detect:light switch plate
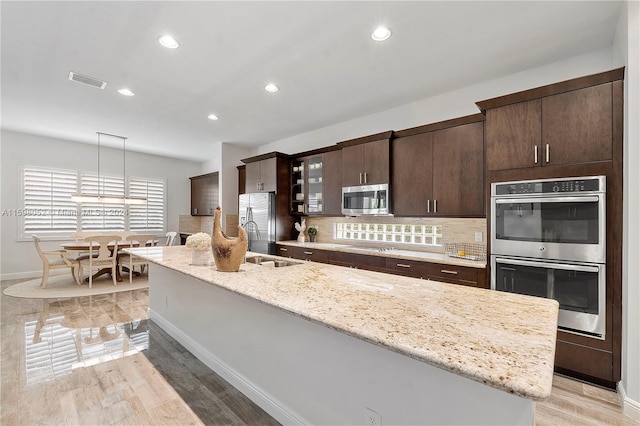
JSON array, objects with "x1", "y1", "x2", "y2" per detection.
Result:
[{"x1": 475, "y1": 232, "x2": 483, "y2": 242}]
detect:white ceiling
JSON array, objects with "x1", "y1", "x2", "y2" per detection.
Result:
[{"x1": 1, "y1": 1, "x2": 623, "y2": 161}]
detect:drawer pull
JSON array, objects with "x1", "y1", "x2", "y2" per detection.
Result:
[
  {"x1": 279, "y1": 247, "x2": 288, "y2": 252},
  {"x1": 303, "y1": 251, "x2": 313, "y2": 255},
  {"x1": 441, "y1": 269, "x2": 458, "y2": 275},
  {"x1": 396, "y1": 263, "x2": 411, "y2": 268}
]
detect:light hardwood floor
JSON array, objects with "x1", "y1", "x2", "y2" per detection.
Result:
[{"x1": 1, "y1": 278, "x2": 637, "y2": 425}]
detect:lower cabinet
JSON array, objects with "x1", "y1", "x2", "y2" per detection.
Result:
[
  {"x1": 385, "y1": 258, "x2": 427, "y2": 279},
  {"x1": 275, "y1": 244, "x2": 487, "y2": 288},
  {"x1": 328, "y1": 251, "x2": 386, "y2": 273},
  {"x1": 426, "y1": 264, "x2": 487, "y2": 288},
  {"x1": 283, "y1": 245, "x2": 330, "y2": 263}
]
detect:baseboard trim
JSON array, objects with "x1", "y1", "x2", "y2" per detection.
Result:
[
  {"x1": 149, "y1": 309, "x2": 309, "y2": 426},
  {"x1": 1, "y1": 270, "x2": 60, "y2": 281},
  {"x1": 617, "y1": 382, "x2": 640, "y2": 421}
]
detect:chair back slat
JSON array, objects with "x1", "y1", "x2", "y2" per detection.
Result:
[
  {"x1": 84, "y1": 235, "x2": 119, "y2": 261},
  {"x1": 126, "y1": 234, "x2": 157, "y2": 247}
]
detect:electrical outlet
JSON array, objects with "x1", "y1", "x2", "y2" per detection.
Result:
[
  {"x1": 365, "y1": 408, "x2": 382, "y2": 426},
  {"x1": 475, "y1": 231, "x2": 483, "y2": 242}
]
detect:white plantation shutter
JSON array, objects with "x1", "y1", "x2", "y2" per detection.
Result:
[
  {"x1": 79, "y1": 173, "x2": 125, "y2": 231},
  {"x1": 128, "y1": 177, "x2": 165, "y2": 232},
  {"x1": 20, "y1": 166, "x2": 166, "y2": 237},
  {"x1": 22, "y1": 167, "x2": 78, "y2": 237}
]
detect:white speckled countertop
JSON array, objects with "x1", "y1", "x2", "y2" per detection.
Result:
[
  {"x1": 127, "y1": 246, "x2": 558, "y2": 401},
  {"x1": 277, "y1": 240, "x2": 487, "y2": 268}
]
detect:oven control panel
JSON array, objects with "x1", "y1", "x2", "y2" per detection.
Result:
[{"x1": 493, "y1": 176, "x2": 605, "y2": 195}]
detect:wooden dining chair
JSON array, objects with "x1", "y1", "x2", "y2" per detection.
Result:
[
  {"x1": 165, "y1": 231, "x2": 177, "y2": 246},
  {"x1": 118, "y1": 234, "x2": 157, "y2": 282},
  {"x1": 33, "y1": 236, "x2": 81, "y2": 288},
  {"x1": 78, "y1": 235, "x2": 120, "y2": 288}
]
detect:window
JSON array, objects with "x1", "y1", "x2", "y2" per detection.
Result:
[
  {"x1": 20, "y1": 166, "x2": 166, "y2": 238},
  {"x1": 79, "y1": 173, "x2": 126, "y2": 231},
  {"x1": 334, "y1": 222, "x2": 443, "y2": 247},
  {"x1": 128, "y1": 177, "x2": 165, "y2": 233},
  {"x1": 22, "y1": 167, "x2": 78, "y2": 237}
]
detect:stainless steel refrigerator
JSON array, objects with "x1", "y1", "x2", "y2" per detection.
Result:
[{"x1": 239, "y1": 192, "x2": 276, "y2": 255}]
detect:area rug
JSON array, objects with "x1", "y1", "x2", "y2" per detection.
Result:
[{"x1": 3, "y1": 274, "x2": 149, "y2": 299}]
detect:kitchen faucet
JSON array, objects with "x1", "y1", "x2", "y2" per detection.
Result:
[{"x1": 242, "y1": 220, "x2": 261, "y2": 240}]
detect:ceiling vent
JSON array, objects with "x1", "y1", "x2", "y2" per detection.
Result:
[{"x1": 68, "y1": 71, "x2": 107, "y2": 89}]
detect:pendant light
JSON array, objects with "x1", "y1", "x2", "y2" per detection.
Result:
[{"x1": 71, "y1": 132, "x2": 147, "y2": 205}]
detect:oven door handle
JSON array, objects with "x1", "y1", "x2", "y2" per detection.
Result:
[
  {"x1": 494, "y1": 257, "x2": 600, "y2": 273},
  {"x1": 494, "y1": 196, "x2": 600, "y2": 204}
]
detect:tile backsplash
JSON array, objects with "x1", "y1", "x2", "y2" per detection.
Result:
[{"x1": 299, "y1": 216, "x2": 486, "y2": 254}]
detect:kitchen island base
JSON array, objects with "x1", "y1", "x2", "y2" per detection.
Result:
[{"x1": 149, "y1": 264, "x2": 535, "y2": 425}]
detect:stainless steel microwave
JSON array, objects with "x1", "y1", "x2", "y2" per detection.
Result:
[{"x1": 342, "y1": 183, "x2": 390, "y2": 216}]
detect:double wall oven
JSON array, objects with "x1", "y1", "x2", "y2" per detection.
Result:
[{"x1": 490, "y1": 176, "x2": 606, "y2": 339}]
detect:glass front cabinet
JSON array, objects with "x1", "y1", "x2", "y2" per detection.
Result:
[{"x1": 291, "y1": 155, "x2": 324, "y2": 215}]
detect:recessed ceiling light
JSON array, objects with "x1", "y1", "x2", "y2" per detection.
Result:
[
  {"x1": 208, "y1": 114, "x2": 219, "y2": 121},
  {"x1": 265, "y1": 83, "x2": 279, "y2": 93},
  {"x1": 158, "y1": 35, "x2": 179, "y2": 49},
  {"x1": 118, "y1": 88, "x2": 135, "y2": 96},
  {"x1": 371, "y1": 26, "x2": 391, "y2": 41}
]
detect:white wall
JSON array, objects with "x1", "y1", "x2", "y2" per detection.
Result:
[
  {"x1": 0, "y1": 130, "x2": 202, "y2": 279},
  {"x1": 220, "y1": 143, "x2": 251, "y2": 218},
  {"x1": 616, "y1": 0, "x2": 640, "y2": 416},
  {"x1": 256, "y1": 48, "x2": 617, "y2": 155}
]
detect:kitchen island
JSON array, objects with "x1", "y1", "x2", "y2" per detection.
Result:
[{"x1": 126, "y1": 245, "x2": 558, "y2": 425}]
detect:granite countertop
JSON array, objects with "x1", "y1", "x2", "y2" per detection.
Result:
[
  {"x1": 277, "y1": 240, "x2": 486, "y2": 268},
  {"x1": 127, "y1": 246, "x2": 558, "y2": 401}
]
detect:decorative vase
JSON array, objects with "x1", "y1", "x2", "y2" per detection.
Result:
[
  {"x1": 309, "y1": 234, "x2": 316, "y2": 243},
  {"x1": 191, "y1": 249, "x2": 211, "y2": 266},
  {"x1": 212, "y1": 206, "x2": 248, "y2": 272}
]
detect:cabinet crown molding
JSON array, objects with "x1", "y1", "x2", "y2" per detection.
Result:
[{"x1": 476, "y1": 67, "x2": 625, "y2": 113}]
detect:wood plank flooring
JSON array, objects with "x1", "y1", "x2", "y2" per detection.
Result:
[{"x1": 1, "y1": 278, "x2": 637, "y2": 425}]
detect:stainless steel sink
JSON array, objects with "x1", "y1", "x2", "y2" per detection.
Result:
[{"x1": 245, "y1": 256, "x2": 301, "y2": 267}]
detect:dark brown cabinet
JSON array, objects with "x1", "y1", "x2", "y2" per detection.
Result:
[
  {"x1": 328, "y1": 251, "x2": 386, "y2": 273},
  {"x1": 245, "y1": 157, "x2": 277, "y2": 192},
  {"x1": 190, "y1": 172, "x2": 218, "y2": 216},
  {"x1": 393, "y1": 115, "x2": 485, "y2": 217},
  {"x1": 291, "y1": 155, "x2": 325, "y2": 215},
  {"x1": 542, "y1": 83, "x2": 613, "y2": 166},
  {"x1": 483, "y1": 83, "x2": 614, "y2": 171},
  {"x1": 339, "y1": 132, "x2": 392, "y2": 187},
  {"x1": 286, "y1": 246, "x2": 330, "y2": 263},
  {"x1": 426, "y1": 264, "x2": 486, "y2": 288},
  {"x1": 385, "y1": 258, "x2": 427, "y2": 279},
  {"x1": 322, "y1": 149, "x2": 343, "y2": 215}
]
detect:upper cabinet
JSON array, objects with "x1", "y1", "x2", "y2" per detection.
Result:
[
  {"x1": 245, "y1": 156, "x2": 277, "y2": 192},
  {"x1": 393, "y1": 115, "x2": 485, "y2": 217},
  {"x1": 478, "y1": 68, "x2": 623, "y2": 172},
  {"x1": 190, "y1": 172, "x2": 219, "y2": 216},
  {"x1": 290, "y1": 148, "x2": 342, "y2": 216},
  {"x1": 338, "y1": 131, "x2": 392, "y2": 187}
]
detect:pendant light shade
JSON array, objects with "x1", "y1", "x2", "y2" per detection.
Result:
[{"x1": 71, "y1": 132, "x2": 147, "y2": 205}]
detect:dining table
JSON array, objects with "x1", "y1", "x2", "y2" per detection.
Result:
[{"x1": 61, "y1": 240, "x2": 146, "y2": 282}]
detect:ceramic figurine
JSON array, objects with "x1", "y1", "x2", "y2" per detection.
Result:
[
  {"x1": 212, "y1": 206, "x2": 248, "y2": 272},
  {"x1": 295, "y1": 218, "x2": 306, "y2": 243}
]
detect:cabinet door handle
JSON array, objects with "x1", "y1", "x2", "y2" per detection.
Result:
[
  {"x1": 359, "y1": 172, "x2": 363, "y2": 184},
  {"x1": 534, "y1": 145, "x2": 539, "y2": 164},
  {"x1": 363, "y1": 172, "x2": 367, "y2": 184},
  {"x1": 441, "y1": 269, "x2": 458, "y2": 275},
  {"x1": 396, "y1": 263, "x2": 411, "y2": 268},
  {"x1": 427, "y1": 200, "x2": 430, "y2": 213},
  {"x1": 193, "y1": 208, "x2": 198, "y2": 215},
  {"x1": 545, "y1": 144, "x2": 550, "y2": 163},
  {"x1": 279, "y1": 247, "x2": 288, "y2": 252},
  {"x1": 303, "y1": 251, "x2": 313, "y2": 255},
  {"x1": 433, "y1": 199, "x2": 437, "y2": 213}
]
